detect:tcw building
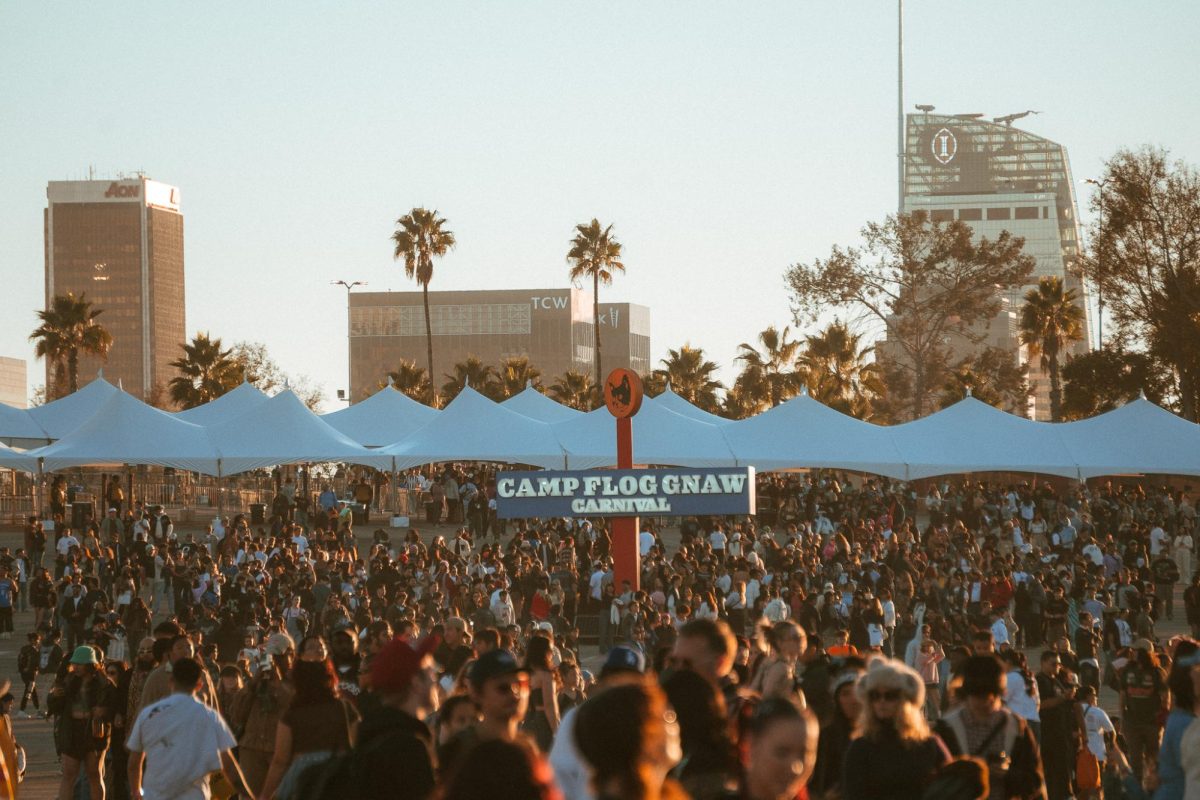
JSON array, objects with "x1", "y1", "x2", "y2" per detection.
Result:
[{"x1": 348, "y1": 288, "x2": 650, "y2": 401}]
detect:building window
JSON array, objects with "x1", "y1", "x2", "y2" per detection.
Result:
[
  {"x1": 958, "y1": 208, "x2": 982, "y2": 221},
  {"x1": 349, "y1": 303, "x2": 532, "y2": 337},
  {"x1": 929, "y1": 209, "x2": 954, "y2": 222},
  {"x1": 1014, "y1": 207, "x2": 1039, "y2": 220},
  {"x1": 987, "y1": 207, "x2": 1012, "y2": 220}
]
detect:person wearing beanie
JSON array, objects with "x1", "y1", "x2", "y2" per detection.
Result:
[
  {"x1": 841, "y1": 657, "x2": 951, "y2": 800},
  {"x1": 933, "y1": 655, "x2": 1045, "y2": 800}
]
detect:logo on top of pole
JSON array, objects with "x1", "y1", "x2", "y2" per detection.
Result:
[
  {"x1": 605, "y1": 368, "x2": 642, "y2": 590},
  {"x1": 604, "y1": 368, "x2": 643, "y2": 419}
]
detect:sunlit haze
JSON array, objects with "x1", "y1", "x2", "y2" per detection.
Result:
[{"x1": 2, "y1": 2, "x2": 1197, "y2": 409}]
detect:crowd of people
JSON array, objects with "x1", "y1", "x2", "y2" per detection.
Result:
[{"x1": 3, "y1": 468, "x2": 1200, "y2": 800}]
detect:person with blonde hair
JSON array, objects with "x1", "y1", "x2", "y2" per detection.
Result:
[
  {"x1": 749, "y1": 620, "x2": 805, "y2": 701},
  {"x1": 842, "y1": 658, "x2": 950, "y2": 800}
]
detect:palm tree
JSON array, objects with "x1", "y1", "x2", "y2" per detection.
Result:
[
  {"x1": 441, "y1": 357, "x2": 500, "y2": 403},
  {"x1": 653, "y1": 345, "x2": 724, "y2": 413},
  {"x1": 640, "y1": 371, "x2": 667, "y2": 398},
  {"x1": 29, "y1": 292, "x2": 114, "y2": 396},
  {"x1": 168, "y1": 333, "x2": 242, "y2": 409},
  {"x1": 497, "y1": 356, "x2": 542, "y2": 399},
  {"x1": 392, "y1": 207, "x2": 456, "y2": 405},
  {"x1": 549, "y1": 369, "x2": 593, "y2": 411},
  {"x1": 567, "y1": 219, "x2": 625, "y2": 387},
  {"x1": 383, "y1": 359, "x2": 432, "y2": 404},
  {"x1": 798, "y1": 321, "x2": 886, "y2": 420},
  {"x1": 1019, "y1": 276, "x2": 1086, "y2": 421},
  {"x1": 736, "y1": 325, "x2": 803, "y2": 408},
  {"x1": 722, "y1": 373, "x2": 765, "y2": 420}
]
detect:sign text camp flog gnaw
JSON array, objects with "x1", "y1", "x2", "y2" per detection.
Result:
[{"x1": 494, "y1": 466, "x2": 755, "y2": 519}]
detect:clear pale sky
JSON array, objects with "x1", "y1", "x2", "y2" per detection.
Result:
[{"x1": 2, "y1": 2, "x2": 1197, "y2": 410}]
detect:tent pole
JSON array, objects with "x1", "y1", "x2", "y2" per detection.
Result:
[
  {"x1": 217, "y1": 461, "x2": 224, "y2": 520},
  {"x1": 35, "y1": 459, "x2": 44, "y2": 521}
]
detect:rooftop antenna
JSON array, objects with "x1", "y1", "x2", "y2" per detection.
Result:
[
  {"x1": 915, "y1": 104, "x2": 935, "y2": 113},
  {"x1": 993, "y1": 110, "x2": 1040, "y2": 127},
  {"x1": 897, "y1": 0, "x2": 905, "y2": 214}
]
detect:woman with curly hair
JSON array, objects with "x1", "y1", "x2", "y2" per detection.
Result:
[
  {"x1": 841, "y1": 658, "x2": 950, "y2": 800},
  {"x1": 574, "y1": 678, "x2": 685, "y2": 800}
]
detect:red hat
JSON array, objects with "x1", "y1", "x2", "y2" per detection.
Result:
[{"x1": 370, "y1": 637, "x2": 435, "y2": 694}]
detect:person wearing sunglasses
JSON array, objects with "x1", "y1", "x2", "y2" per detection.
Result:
[{"x1": 842, "y1": 658, "x2": 950, "y2": 800}]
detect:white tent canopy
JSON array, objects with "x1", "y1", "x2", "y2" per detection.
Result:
[
  {"x1": 556, "y1": 396, "x2": 739, "y2": 469},
  {"x1": 0, "y1": 441, "x2": 38, "y2": 472},
  {"x1": 206, "y1": 390, "x2": 391, "y2": 475},
  {"x1": 321, "y1": 385, "x2": 439, "y2": 447},
  {"x1": 723, "y1": 391, "x2": 908, "y2": 477},
  {"x1": 32, "y1": 390, "x2": 223, "y2": 474},
  {"x1": 383, "y1": 386, "x2": 568, "y2": 470},
  {"x1": 500, "y1": 384, "x2": 583, "y2": 423},
  {"x1": 1058, "y1": 397, "x2": 1200, "y2": 478},
  {"x1": 27, "y1": 375, "x2": 119, "y2": 439},
  {"x1": 652, "y1": 384, "x2": 731, "y2": 425},
  {"x1": 0, "y1": 403, "x2": 50, "y2": 448},
  {"x1": 890, "y1": 396, "x2": 1080, "y2": 479},
  {"x1": 175, "y1": 381, "x2": 270, "y2": 426}
]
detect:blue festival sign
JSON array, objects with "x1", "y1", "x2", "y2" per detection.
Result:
[{"x1": 494, "y1": 467, "x2": 755, "y2": 519}]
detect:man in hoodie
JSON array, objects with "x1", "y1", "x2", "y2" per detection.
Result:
[{"x1": 354, "y1": 637, "x2": 439, "y2": 800}]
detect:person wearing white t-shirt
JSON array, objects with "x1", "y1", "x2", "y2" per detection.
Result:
[
  {"x1": 1078, "y1": 685, "x2": 1115, "y2": 762},
  {"x1": 638, "y1": 529, "x2": 655, "y2": 557},
  {"x1": 127, "y1": 657, "x2": 250, "y2": 800},
  {"x1": 709, "y1": 528, "x2": 728, "y2": 562}
]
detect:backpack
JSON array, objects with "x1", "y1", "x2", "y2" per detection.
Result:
[{"x1": 17, "y1": 646, "x2": 36, "y2": 675}]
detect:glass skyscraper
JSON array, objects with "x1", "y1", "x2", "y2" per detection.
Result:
[{"x1": 899, "y1": 112, "x2": 1091, "y2": 419}]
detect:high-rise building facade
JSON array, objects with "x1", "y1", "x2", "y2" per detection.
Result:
[
  {"x1": 894, "y1": 113, "x2": 1091, "y2": 419},
  {"x1": 0, "y1": 357, "x2": 27, "y2": 408},
  {"x1": 44, "y1": 177, "x2": 185, "y2": 401},
  {"x1": 347, "y1": 287, "x2": 650, "y2": 401}
]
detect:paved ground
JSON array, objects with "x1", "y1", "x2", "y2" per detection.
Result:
[{"x1": 1, "y1": 518, "x2": 1190, "y2": 799}]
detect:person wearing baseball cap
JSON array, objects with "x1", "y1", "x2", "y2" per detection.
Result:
[
  {"x1": 550, "y1": 646, "x2": 647, "y2": 800},
  {"x1": 440, "y1": 649, "x2": 529, "y2": 780},
  {"x1": 349, "y1": 637, "x2": 439, "y2": 800}
]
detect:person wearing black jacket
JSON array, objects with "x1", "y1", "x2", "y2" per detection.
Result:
[
  {"x1": 344, "y1": 637, "x2": 439, "y2": 800},
  {"x1": 935, "y1": 655, "x2": 1045, "y2": 800}
]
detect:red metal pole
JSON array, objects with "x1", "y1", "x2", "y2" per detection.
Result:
[{"x1": 611, "y1": 416, "x2": 639, "y2": 590}]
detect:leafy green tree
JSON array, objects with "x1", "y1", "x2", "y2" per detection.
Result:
[
  {"x1": 549, "y1": 369, "x2": 594, "y2": 411},
  {"x1": 1019, "y1": 276, "x2": 1085, "y2": 421},
  {"x1": 168, "y1": 333, "x2": 243, "y2": 409},
  {"x1": 392, "y1": 208, "x2": 456, "y2": 405},
  {"x1": 441, "y1": 357, "x2": 500, "y2": 403},
  {"x1": 786, "y1": 212, "x2": 1035, "y2": 420},
  {"x1": 567, "y1": 219, "x2": 625, "y2": 387},
  {"x1": 939, "y1": 347, "x2": 1031, "y2": 415},
  {"x1": 29, "y1": 292, "x2": 113, "y2": 397},
  {"x1": 383, "y1": 359, "x2": 432, "y2": 404},
  {"x1": 735, "y1": 325, "x2": 803, "y2": 408},
  {"x1": 1062, "y1": 348, "x2": 1172, "y2": 419},
  {"x1": 1084, "y1": 147, "x2": 1200, "y2": 419},
  {"x1": 798, "y1": 321, "x2": 886, "y2": 420},
  {"x1": 653, "y1": 345, "x2": 724, "y2": 413},
  {"x1": 229, "y1": 341, "x2": 324, "y2": 411},
  {"x1": 497, "y1": 356, "x2": 542, "y2": 399}
]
